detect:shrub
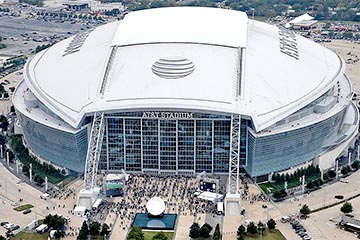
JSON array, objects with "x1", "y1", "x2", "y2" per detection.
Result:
[
  {"x1": 341, "y1": 202, "x2": 353, "y2": 214},
  {"x1": 247, "y1": 222, "x2": 257, "y2": 235},
  {"x1": 328, "y1": 170, "x2": 336, "y2": 178},
  {"x1": 267, "y1": 218, "x2": 276, "y2": 230}
]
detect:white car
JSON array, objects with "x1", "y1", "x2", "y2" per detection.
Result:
[
  {"x1": 40, "y1": 193, "x2": 50, "y2": 199},
  {"x1": 340, "y1": 179, "x2": 349, "y2": 183}
]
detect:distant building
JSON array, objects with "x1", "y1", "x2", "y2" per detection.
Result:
[{"x1": 63, "y1": 1, "x2": 89, "y2": 11}]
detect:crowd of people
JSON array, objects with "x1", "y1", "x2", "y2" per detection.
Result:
[{"x1": 101, "y1": 174, "x2": 223, "y2": 231}]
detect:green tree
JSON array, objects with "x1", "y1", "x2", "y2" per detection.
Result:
[
  {"x1": 0, "y1": 135, "x2": 6, "y2": 145},
  {"x1": 128, "y1": 226, "x2": 144, "y2": 240},
  {"x1": 22, "y1": 164, "x2": 29, "y2": 175},
  {"x1": 200, "y1": 223, "x2": 212, "y2": 238},
  {"x1": 323, "y1": 172, "x2": 330, "y2": 181},
  {"x1": 247, "y1": 222, "x2": 257, "y2": 235},
  {"x1": 100, "y1": 223, "x2": 110, "y2": 236},
  {"x1": 273, "y1": 191, "x2": 282, "y2": 199},
  {"x1": 300, "y1": 204, "x2": 311, "y2": 218},
  {"x1": 267, "y1": 218, "x2": 276, "y2": 230},
  {"x1": 351, "y1": 161, "x2": 360, "y2": 170},
  {"x1": 34, "y1": 174, "x2": 45, "y2": 185},
  {"x1": 189, "y1": 222, "x2": 200, "y2": 238},
  {"x1": 78, "y1": 221, "x2": 89, "y2": 240},
  {"x1": 328, "y1": 170, "x2": 336, "y2": 178},
  {"x1": 213, "y1": 223, "x2": 221, "y2": 240},
  {"x1": 237, "y1": 224, "x2": 246, "y2": 237},
  {"x1": 341, "y1": 166, "x2": 349, "y2": 175},
  {"x1": 257, "y1": 222, "x2": 265, "y2": 234},
  {"x1": 89, "y1": 221, "x2": 101, "y2": 236},
  {"x1": 54, "y1": 230, "x2": 63, "y2": 239},
  {"x1": 0, "y1": 117, "x2": 9, "y2": 131},
  {"x1": 306, "y1": 181, "x2": 314, "y2": 189},
  {"x1": 341, "y1": 202, "x2": 353, "y2": 214},
  {"x1": 152, "y1": 231, "x2": 167, "y2": 240}
]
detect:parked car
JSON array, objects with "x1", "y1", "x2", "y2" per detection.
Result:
[
  {"x1": 0, "y1": 221, "x2": 9, "y2": 226},
  {"x1": 335, "y1": 195, "x2": 344, "y2": 200},
  {"x1": 23, "y1": 209, "x2": 31, "y2": 214},
  {"x1": 9, "y1": 225, "x2": 20, "y2": 231}
]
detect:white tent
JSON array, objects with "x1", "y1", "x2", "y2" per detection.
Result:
[
  {"x1": 285, "y1": 13, "x2": 315, "y2": 28},
  {"x1": 289, "y1": 13, "x2": 314, "y2": 24},
  {"x1": 73, "y1": 206, "x2": 87, "y2": 217},
  {"x1": 197, "y1": 191, "x2": 223, "y2": 202}
]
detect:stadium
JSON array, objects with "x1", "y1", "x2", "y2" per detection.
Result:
[{"x1": 13, "y1": 7, "x2": 359, "y2": 181}]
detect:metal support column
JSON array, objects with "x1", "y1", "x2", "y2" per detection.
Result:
[
  {"x1": 224, "y1": 114, "x2": 242, "y2": 216},
  {"x1": 83, "y1": 112, "x2": 105, "y2": 190},
  {"x1": 228, "y1": 114, "x2": 241, "y2": 194}
]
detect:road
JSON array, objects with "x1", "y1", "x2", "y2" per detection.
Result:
[{"x1": 0, "y1": 160, "x2": 84, "y2": 239}]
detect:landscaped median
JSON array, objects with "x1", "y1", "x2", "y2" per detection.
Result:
[
  {"x1": 143, "y1": 231, "x2": 174, "y2": 240},
  {"x1": 244, "y1": 229, "x2": 285, "y2": 240},
  {"x1": 13, "y1": 204, "x2": 33, "y2": 212}
]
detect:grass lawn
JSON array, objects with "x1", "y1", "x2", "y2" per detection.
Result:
[
  {"x1": 13, "y1": 232, "x2": 49, "y2": 240},
  {"x1": 56, "y1": 176, "x2": 75, "y2": 187},
  {"x1": 143, "y1": 231, "x2": 174, "y2": 240},
  {"x1": 13, "y1": 204, "x2": 33, "y2": 211},
  {"x1": 244, "y1": 229, "x2": 286, "y2": 240},
  {"x1": 90, "y1": 236, "x2": 105, "y2": 240}
]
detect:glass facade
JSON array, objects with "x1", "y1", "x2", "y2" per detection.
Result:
[
  {"x1": 17, "y1": 112, "x2": 88, "y2": 172},
  {"x1": 18, "y1": 107, "x2": 350, "y2": 177},
  {"x1": 246, "y1": 109, "x2": 346, "y2": 177},
  {"x1": 99, "y1": 111, "x2": 231, "y2": 174}
]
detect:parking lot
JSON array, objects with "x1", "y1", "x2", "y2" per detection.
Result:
[{"x1": 0, "y1": 9, "x2": 104, "y2": 56}]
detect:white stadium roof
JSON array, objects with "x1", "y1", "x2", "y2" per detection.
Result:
[
  {"x1": 111, "y1": 7, "x2": 248, "y2": 48},
  {"x1": 22, "y1": 7, "x2": 344, "y2": 131}
]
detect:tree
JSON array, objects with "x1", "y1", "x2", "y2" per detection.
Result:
[
  {"x1": 341, "y1": 166, "x2": 349, "y2": 175},
  {"x1": 128, "y1": 226, "x2": 144, "y2": 240},
  {"x1": 247, "y1": 222, "x2": 257, "y2": 235},
  {"x1": 78, "y1": 221, "x2": 89, "y2": 240},
  {"x1": 152, "y1": 231, "x2": 168, "y2": 240},
  {"x1": 0, "y1": 235, "x2": 5, "y2": 240},
  {"x1": 306, "y1": 181, "x2": 314, "y2": 189},
  {"x1": 22, "y1": 164, "x2": 29, "y2": 175},
  {"x1": 300, "y1": 204, "x2": 311, "y2": 218},
  {"x1": 89, "y1": 221, "x2": 101, "y2": 236},
  {"x1": 54, "y1": 230, "x2": 63, "y2": 239},
  {"x1": 189, "y1": 223, "x2": 200, "y2": 238},
  {"x1": 237, "y1": 224, "x2": 246, "y2": 240},
  {"x1": 351, "y1": 161, "x2": 360, "y2": 170},
  {"x1": 34, "y1": 174, "x2": 45, "y2": 185},
  {"x1": 0, "y1": 118, "x2": 8, "y2": 131},
  {"x1": 273, "y1": 191, "x2": 282, "y2": 199},
  {"x1": 267, "y1": 218, "x2": 276, "y2": 231},
  {"x1": 100, "y1": 223, "x2": 110, "y2": 236},
  {"x1": 213, "y1": 223, "x2": 221, "y2": 240},
  {"x1": 341, "y1": 202, "x2": 353, "y2": 214},
  {"x1": 323, "y1": 172, "x2": 330, "y2": 181},
  {"x1": 328, "y1": 170, "x2": 336, "y2": 178},
  {"x1": 200, "y1": 223, "x2": 212, "y2": 238},
  {"x1": 257, "y1": 222, "x2": 265, "y2": 235},
  {"x1": 0, "y1": 135, "x2": 6, "y2": 145},
  {"x1": 237, "y1": 224, "x2": 246, "y2": 236}
]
